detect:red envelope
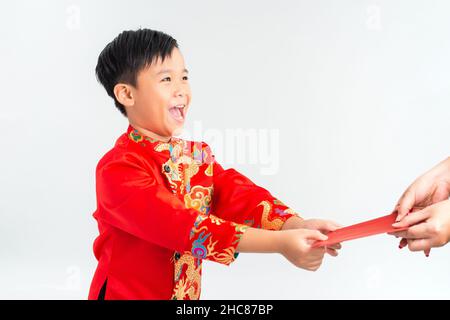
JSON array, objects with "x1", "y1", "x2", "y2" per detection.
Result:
[{"x1": 313, "y1": 212, "x2": 408, "y2": 247}]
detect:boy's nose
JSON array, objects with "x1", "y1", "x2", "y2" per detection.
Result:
[
  {"x1": 174, "y1": 89, "x2": 185, "y2": 98},
  {"x1": 173, "y1": 81, "x2": 188, "y2": 98}
]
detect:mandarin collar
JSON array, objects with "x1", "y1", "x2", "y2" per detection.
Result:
[{"x1": 126, "y1": 124, "x2": 182, "y2": 152}]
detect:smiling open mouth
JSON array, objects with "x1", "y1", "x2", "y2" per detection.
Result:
[{"x1": 168, "y1": 104, "x2": 186, "y2": 122}]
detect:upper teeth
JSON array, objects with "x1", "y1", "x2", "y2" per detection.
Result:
[{"x1": 174, "y1": 105, "x2": 184, "y2": 108}]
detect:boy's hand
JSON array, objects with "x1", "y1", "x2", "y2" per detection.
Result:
[
  {"x1": 282, "y1": 217, "x2": 342, "y2": 256},
  {"x1": 389, "y1": 199, "x2": 450, "y2": 252},
  {"x1": 279, "y1": 229, "x2": 329, "y2": 271}
]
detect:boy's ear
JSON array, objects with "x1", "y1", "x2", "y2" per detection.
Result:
[{"x1": 113, "y1": 83, "x2": 135, "y2": 108}]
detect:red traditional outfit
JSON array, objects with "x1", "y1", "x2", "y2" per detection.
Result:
[{"x1": 88, "y1": 125, "x2": 301, "y2": 300}]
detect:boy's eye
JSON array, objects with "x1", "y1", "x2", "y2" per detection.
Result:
[{"x1": 161, "y1": 76, "x2": 188, "y2": 82}]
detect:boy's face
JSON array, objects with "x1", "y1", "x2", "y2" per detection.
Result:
[{"x1": 126, "y1": 47, "x2": 191, "y2": 140}]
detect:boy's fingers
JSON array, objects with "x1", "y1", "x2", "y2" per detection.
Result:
[
  {"x1": 307, "y1": 246, "x2": 326, "y2": 257},
  {"x1": 392, "y1": 207, "x2": 430, "y2": 228},
  {"x1": 328, "y1": 243, "x2": 341, "y2": 250},
  {"x1": 326, "y1": 248, "x2": 338, "y2": 257},
  {"x1": 305, "y1": 229, "x2": 328, "y2": 241},
  {"x1": 327, "y1": 220, "x2": 343, "y2": 230},
  {"x1": 314, "y1": 220, "x2": 341, "y2": 233},
  {"x1": 326, "y1": 249, "x2": 338, "y2": 257},
  {"x1": 321, "y1": 222, "x2": 339, "y2": 233}
]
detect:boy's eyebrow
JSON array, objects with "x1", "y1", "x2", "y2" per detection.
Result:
[{"x1": 156, "y1": 68, "x2": 189, "y2": 75}]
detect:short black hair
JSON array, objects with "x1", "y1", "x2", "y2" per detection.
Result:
[{"x1": 95, "y1": 28, "x2": 179, "y2": 117}]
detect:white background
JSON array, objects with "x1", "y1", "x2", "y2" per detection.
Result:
[{"x1": 1, "y1": 0, "x2": 449, "y2": 299}]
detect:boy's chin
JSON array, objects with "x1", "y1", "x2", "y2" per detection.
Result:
[{"x1": 170, "y1": 126, "x2": 184, "y2": 137}]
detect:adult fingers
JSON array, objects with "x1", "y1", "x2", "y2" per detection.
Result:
[
  {"x1": 390, "y1": 222, "x2": 431, "y2": 239},
  {"x1": 398, "y1": 238, "x2": 408, "y2": 249},
  {"x1": 395, "y1": 190, "x2": 416, "y2": 222},
  {"x1": 407, "y1": 238, "x2": 433, "y2": 252},
  {"x1": 392, "y1": 207, "x2": 431, "y2": 228}
]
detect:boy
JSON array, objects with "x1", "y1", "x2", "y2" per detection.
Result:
[{"x1": 89, "y1": 28, "x2": 341, "y2": 300}]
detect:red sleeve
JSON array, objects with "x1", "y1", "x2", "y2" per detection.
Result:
[
  {"x1": 95, "y1": 151, "x2": 249, "y2": 266},
  {"x1": 204, "y1": 143, "x2": 302, "y2": 231}
]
